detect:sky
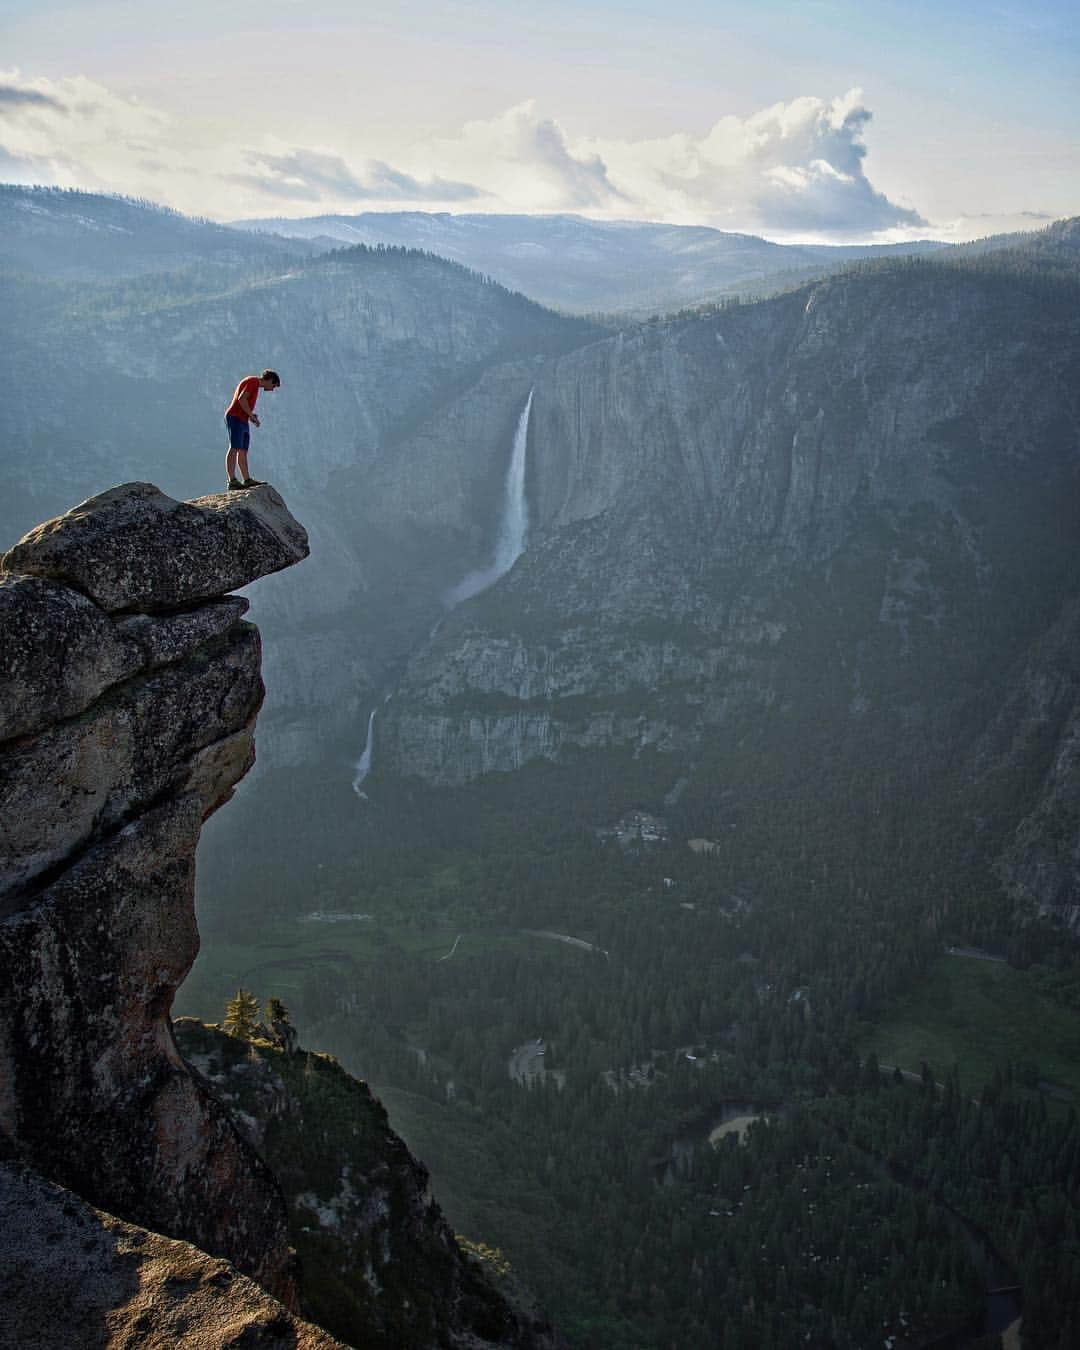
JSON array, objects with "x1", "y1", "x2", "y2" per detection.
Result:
[{"x1": 1, "y1": 0, "x2": 1077, "y2": 242}]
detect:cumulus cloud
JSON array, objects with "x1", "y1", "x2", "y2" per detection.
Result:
[
  {"x1": 238, "y1": 148, "x2": 481, "y2": 203},
  {"x1": 578, "y1": 89, "x2": 926, "y2": 235},
  {"x1": 0, "y1": 71, "x2": 937, "y2": 237},
  {"x1": 397, "y1": 92, "x2": 922, "y2": 235},
  {"x1": 426, "y1": 101, "x2": 629, "y2": 212}
]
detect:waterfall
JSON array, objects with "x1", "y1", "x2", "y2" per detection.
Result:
[
  {"x1": 352, "y1": 391, "x2": 534, "y2": 795},
  {"x1": 444, "y1": 389, "x2": 533, "y2": 607},
  {"x1": 352, "y1": 707, "x2": 377, "y2": 796}
]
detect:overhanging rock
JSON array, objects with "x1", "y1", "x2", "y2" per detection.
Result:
[
  {"x1": 2, "y1": 481, "x2": 310, "y2": 612},
  {"x1": 0, "y1": 482, "x2": 309, "y2": 1306}
]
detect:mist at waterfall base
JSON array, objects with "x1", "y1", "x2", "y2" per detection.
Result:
[{"x1": 351, "y1": 392, "x2": 533, "y2": 794}]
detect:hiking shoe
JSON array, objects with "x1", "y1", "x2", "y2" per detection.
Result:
[
  {"x1": 227, "y1": 478, "x2": 244, "y2": 491},
  {"x1": 242, "y1": 478, "x2": 266, "y2": 488}
]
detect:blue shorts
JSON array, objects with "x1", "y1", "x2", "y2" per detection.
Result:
[{"x1": 225, "y1": 415, "x2": 250, "y2": 451}]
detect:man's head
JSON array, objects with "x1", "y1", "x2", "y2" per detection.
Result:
[{"x1": 260, "y1": 369, "x2": 281, "y2": 391}]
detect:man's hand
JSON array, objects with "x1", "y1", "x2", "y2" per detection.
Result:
[{"x1": 251, "y1": 414, "x2": 261, "y2": 428}]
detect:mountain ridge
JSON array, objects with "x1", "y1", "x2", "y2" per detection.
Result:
[{"x1": 230, "y1": 207, "x2": 951, "y2": 315}]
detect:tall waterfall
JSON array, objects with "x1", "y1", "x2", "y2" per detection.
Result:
[
  {"x1": 444, "y1": 389, "x2": 533, "y2": 607},
  {"x1": 353, "y1": 390, "x2": 534, "y2": 794},
  {"x1": 352, "y1": 707, "x2": 377, "y2": 795}
]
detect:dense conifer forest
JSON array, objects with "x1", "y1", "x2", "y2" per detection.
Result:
[{"x1": 183, "y1": 729, "x2": 1080, "y2": 1349}]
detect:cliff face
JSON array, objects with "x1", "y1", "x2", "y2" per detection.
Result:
[
  {"x1": 0, "y1": 482, "x2": 310, "y2": 1305},
  {"x1": 378, "y1": 261, "x2": 1080, "y2": 833},
  {"x1": 176, "y1": 1019, "x2": 564, "y2": 1350},
  {"x1": 3, "y1": 224, "x2": 1078, "y2": 922}
]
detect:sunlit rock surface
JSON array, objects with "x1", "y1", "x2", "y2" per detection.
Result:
[
  {"x1": 0, "y1": 1163, "x2": 347, "y2": 1350},
  {"x1": 3, "y1": 481, "x2": 309, "y2": 613}
]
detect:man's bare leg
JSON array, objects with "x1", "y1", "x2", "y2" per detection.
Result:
[
  {"x1": 236, "y1": 450, "x2": 264, "y2": 487},
  {"x1": 226, "y1": 448, "x2": 241, "y2": 484}
]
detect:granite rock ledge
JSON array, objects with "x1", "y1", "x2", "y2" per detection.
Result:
[
  {"x1": 2, "y1": 480, "x2": 309, "y2": 613},
  {"x1": 0, "y1": 482, "x2": 311, "y2": 1322}
]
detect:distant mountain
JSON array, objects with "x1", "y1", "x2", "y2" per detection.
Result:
[
  {"x1": 0, "y1": 184, "x2": 313, "y2": 278},
  {"x1": 230, "y1": 209, "x2": 949, "y2": 314}
]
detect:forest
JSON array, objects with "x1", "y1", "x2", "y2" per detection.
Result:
[{"x1": 181, "y1": 718, "x2": 1080, "y2": 1349}]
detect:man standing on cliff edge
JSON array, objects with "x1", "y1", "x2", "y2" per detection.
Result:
[{"x1": 225, "y1": 369, "x2": 280, "y2": 490}]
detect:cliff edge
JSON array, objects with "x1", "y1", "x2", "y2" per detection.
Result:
[{"x1": 0, "y1": 482, "x2": 328, "y2": 1339}]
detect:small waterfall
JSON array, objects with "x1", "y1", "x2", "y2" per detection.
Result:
[
  {"x1": 352, "y1": 707, "x2": 377, "y2": 796},
  {"x1": 444, "y1": 389, "x2": 533, "y2": 607}
]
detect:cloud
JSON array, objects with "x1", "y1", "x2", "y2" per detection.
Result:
[
  {"x1": 239, "y1": 148, "x2": 481, "y2": 203},
  {"x1": 0, "y1": 70, "x2": 485, "y2": 217},
  {"x1": 0, "y1": 144, "x2": 55, "y2": 182},
  {"x1": 395, "y1": 91, "x2": 923, "y2": 236},
  {"x1": 0, "y1": 85, "x2": 67, "y2": 112},
  {"x1": 0, "y1": 73, "x2": 961, "y2": 238},
  {"x1": 426, "y1": 101, "x2": 629, "y2": 212},
  {"x1": 0, "y1": 71, "x2": 173, "y2": 196},
  {"x1": 579, "y1": 89, "x2": 926, "y2": 236}
]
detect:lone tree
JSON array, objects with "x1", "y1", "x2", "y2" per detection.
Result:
[
  {"x1": 224, "y1": 988, "x2": 260, "y2": 1040},
  {"x1": 266, "y1": 996, "x2": 298, "y2": 1054}
]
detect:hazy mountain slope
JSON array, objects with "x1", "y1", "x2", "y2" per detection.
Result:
[
  {"x1": 3, "y1": 201, "x2": 1077, "y2": 925},
  {"x1": 375, "y1": 232, "x2": 1080, "y2": 910},
  {"x1": 0, "y1": 184, "x2": 312, "y2": 278},
  {"x1": 232, "y1": 209, "x2": 946, "y2": 315}
]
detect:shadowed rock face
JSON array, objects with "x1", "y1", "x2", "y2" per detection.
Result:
[{"x1": 0, "y1": 483, "x2": 309, "y2": 1305}]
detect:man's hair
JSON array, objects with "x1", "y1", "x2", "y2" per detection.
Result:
[{"x1": 261, "y1": 369, "x2": 281, "y2": 387}]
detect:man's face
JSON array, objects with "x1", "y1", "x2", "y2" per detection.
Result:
[{"x1": 261, "y1": 379, "x2": 279, "y2": 392}]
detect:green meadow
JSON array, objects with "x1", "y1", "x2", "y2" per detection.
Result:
[{"x1": 864, "y1": 952, "x2": 1080, "y2": 1101}]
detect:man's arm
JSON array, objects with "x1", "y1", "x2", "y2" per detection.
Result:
[{"x1": 237, "y1": 380, "x2": 260, "y2": 425}]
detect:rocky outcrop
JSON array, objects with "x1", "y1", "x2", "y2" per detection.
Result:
[
  {"x1": 0, "y1": 483, "x2": 309, "y2": 1305},
  {"x1": 176, "y1": 1019, "x2": 565, "y2": 1350},
  {"x1": 4, "y1": 480, "x2": 308, "y2": 613},
  {"x1": 0, "y1": 1162, "x2": 347, "y2": 1350}
]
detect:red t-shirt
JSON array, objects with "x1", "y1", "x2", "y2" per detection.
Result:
[{"x1": 226, "y1": 376, "x2": 261, "y2": 422}]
